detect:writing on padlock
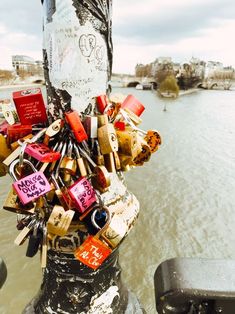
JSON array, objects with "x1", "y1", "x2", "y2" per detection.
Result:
[
  {"x1": 3, "y1": 187, "x2": 35, "y2": 214},
  {"x1": 68, "y1": 177, "x2": 96, "y2": 213},
  {"x1": 47, "y1": 205, "x2": 75, "y2": 236},
  {"x1": 9, "y1": 159, "x2": 51, "y2": 205},
  {"x1": 74, "y1": 205, "x2": 112, "y2": 270},
  {"x1": 25, "y1": 143, "x2": 61, "y2": 162}
]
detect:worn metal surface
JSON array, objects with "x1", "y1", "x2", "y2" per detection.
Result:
[
  {"x1": 154, "y1": 257, "x2": 235, "y2": 314},
  {"x1": 22, "y1": 1, "x2": 144, "y2": 313}
]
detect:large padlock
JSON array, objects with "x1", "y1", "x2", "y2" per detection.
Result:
[
  {"x1": 47, "y1": 205, "x2": 75, "y2": 237},
  {"x1": 9, "y1": 159, "x2": 51, "y2": 205},
  {"x1": 74, "y1": 205, "x2": 112, "y2": 270},
  {"x1": 68, "y1": 177, "x2": 97, "y2": 213}
]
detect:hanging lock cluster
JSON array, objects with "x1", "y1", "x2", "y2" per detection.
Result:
[{"x1": 0, "y1": 88, "x2": 161, "y2": 270}]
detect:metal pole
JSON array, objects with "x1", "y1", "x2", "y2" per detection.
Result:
[{"x1": 23, "y1": 1, "x2": 144, "y2": 313}]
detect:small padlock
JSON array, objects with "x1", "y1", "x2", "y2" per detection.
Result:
[
  {"x1": 47, "y1": 205, "x2": 75, "y2": 237},
  {"x1": 96, "y1": 95, "x2": 109, "y2": 114},
  {"x1": 9, "y1": 158, "x2": 51, "y2": 205},
  {"x1": 74, "y1": 145, "x2": 87, "y2": 177},
  {"x1": 43, "y1": 119, "x2": 64, "y2": 145},
  {"x1": 68, "y1": 177, "x2": 97, "y2": 213},
  {"x1": 74, "y1": 205, "x2": 112, "y2": 270},
  {"x1": 65, "y1": 110, "x2": 88, "y2": 142},
  {"x1": 132, "y1": 135, "x2": 152, "y2": 166},
  {"x1": 1, "y1": 99, "x2": 19, "y2": 125},
  {"x1": 25, "y1": 142, "x2": 61, "y2": 163}
]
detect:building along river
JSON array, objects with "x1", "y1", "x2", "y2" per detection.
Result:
[{"x1": 0, "y1": 86, "x2": 235, "y2": 313}]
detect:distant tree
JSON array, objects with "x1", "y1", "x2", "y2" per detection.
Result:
[
  {"x1": 154, "y1": 63, "x2": 175, "y2": 85},
  {"x1": 0, "y1": 69, "x2": 14, "y2": 82},
  {"x1": 158, "y1": 75, "x2": 179, "y2": 97}
]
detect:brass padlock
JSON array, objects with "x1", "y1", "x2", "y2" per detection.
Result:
[
  {"x1": 0, "y1": 134, "x2": 12, "y2": 162},
  {"x1": 3, "y1": 187, "x2": 35, "y2": 214},
  {"x1": 116, "y1": 129, "x2": 142, "y2": 158},
  {"x1": 47, "y1": 205, "x2": 75, "y2": 237},
  {"x1": 97, "y1": 114, "x2": 118, "y2": 155},
  {"x1": 59, "y1": 140, "x2": 77, "y2": 183}
]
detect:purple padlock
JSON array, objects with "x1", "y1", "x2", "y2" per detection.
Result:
[
  {"x1": 68, "y1": 177, "x2": 96, "y2": 213},
  {"x1": 9, "y1": 159, "x2": 51, "y2": 205}
]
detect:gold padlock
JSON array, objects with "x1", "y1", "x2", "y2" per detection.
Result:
[
  {"x1": 3, "y1": 187, "x2": 35, "y2": 214},
  {"x1": 0, "y1": 134, "x2": 12, "y2": 161},
  {"x1": 60, "y1": 140, "x2": 77, "y2": 183},
  {"x1": 132, "y1": 135, "x2": 152, "y2": 166},
  {"x1": 97, "y1": 114, "x2": 118, "y2": 155},
  {"x1": 116, "y1": 129, "x2": 142, "y2": 158}
]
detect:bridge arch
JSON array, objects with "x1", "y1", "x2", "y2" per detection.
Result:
[{"x1": 127, "y1": 81, "x2": 140, "y2": 87}]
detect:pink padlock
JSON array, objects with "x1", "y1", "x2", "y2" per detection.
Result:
[
  {"x1": 68, "y1": 177, "x2": 96, "y2": 213},
  {"x1": 25, "y1": 143, "x2": 61, "y2": 162},
  {"x1": 9, "y1": 159, "x2": 51, "y2": 205}
]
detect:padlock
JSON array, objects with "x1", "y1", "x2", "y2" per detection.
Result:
[
  {"x1": 97, "y1": 115, "x2": 118, "y2": 155},
  {"x1": 60, "y1": 140, "x2": 77, "y2": 175},
  {"x1": 96, "y1": 95, "x2": 109, "y2": 114},
  {"x1": 83, "y1": 116, "x2": 98, "y2": 139},
  {"x1": 121, "y1": 94, "x2": 145, "y2": 117},
  {"x1": 93, "y1": 140, "x2": 105, "y2": 166},
  {"x1": 132, "y1": 135, "x2": 152, "y2": 166},
  {"x1": 0, "y1": 99, "x2": 19, "y2": 125},
  {"x1": 93, "y1": 212, "x2": 128, "y2": 249},
  {"x1": 68, "y1": 177, "x2": 97, "y2": 213},
  {"x1": 25, "y1": 142, "x2": 61, "y2": 163},
  {"x1": 47, "y1": 205, "x2": 75, "y2": 237},
  {"x1": 0, "y1": 134, "x2": 12, "y2": 161},
  {"x1": 10, "y1": 134, "x2": 33, "y2": 151},
  {"x1": 144, "y1": 130, "x2": 162, "y2": 153},
  {"x1": 3, "y1": 128, "x2": 47, "y2": 167},
  {"x1": 116, "y1": 129, "x2": 142, "y2": 158},
  {"x1": 43, "y1": 119, "x2": 64, "y2": 145},
  {"x1": 113, "y1": 151, "x2": 121, "y2": 171},
  {"x1": 73, "y1": 145, "x2": 87, "y2": 177},
  {"x1": 13, "y1": 88, "x2": 48, "y2": 125},
  {"x1": 7, "y1": 123, "x2": 32, "y2": 144},
  {"x1": 26, "y1": 221, "x2": 43, "y2": 257},
  {"x1": 51, "y1": 174, "x2": 75, "y2": 210},
  {"x1": 3, "y1": 187, "x2": 35, "y2": 214},
  {"x1": 9, "y1": 158, "x2": 52, "y2": 205},
  {"x1": 78, "y1": 146, "x2": 111, "y2": 191},
  {"x1": 14, "y1": 217, "x2": 37, "y2": 246},
  {"x1": 65, "y1": 110, "x2": 88, "y2": 142},
  {"x1": 74, "y1": 205, "x2": 112, "y2": 270},
  {"x1": 123, "y1": 108, "x2": 142, "y2": 125}
]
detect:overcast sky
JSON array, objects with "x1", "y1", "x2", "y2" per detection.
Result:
[{"x1": 0, "y1": 0, "x2": 234, "y2": 74}]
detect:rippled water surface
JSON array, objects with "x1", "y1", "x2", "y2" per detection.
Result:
[{"x1": 0, "y1": 86, "x2": 235, "y2": 313}]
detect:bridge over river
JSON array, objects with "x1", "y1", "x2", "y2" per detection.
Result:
[{"x1": 111, "y1": 74, "x2": 156, "y2": 88}]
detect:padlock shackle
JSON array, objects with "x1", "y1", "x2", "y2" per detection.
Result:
[{"x1": 9, "y1": 158, "x2": 38, "y2": 181}]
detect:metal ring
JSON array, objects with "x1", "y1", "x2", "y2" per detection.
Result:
[{"x1": 91, "y1": 205, "x2": 111, "y2": 230}]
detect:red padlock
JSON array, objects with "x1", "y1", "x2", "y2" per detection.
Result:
[
  {"x1": 65, "y1": 110, "x2": 88, "y2": 142},
  {"x1": 25, "y1": 143, "x2": 61, "y2": 163},
  {"x1": 7, "y1": 124, "x2": 32, "y2": 144},
  {"x1": 96, "y1": 95, "x2": 109, "y2": 114},
  {"x1": 121, "y1": 94, "x2": 145, "y2": 117},
  {"x1": 13, "y1": 88, "x2": 48, "y2": 125}
]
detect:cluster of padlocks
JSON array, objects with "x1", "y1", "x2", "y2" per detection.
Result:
[{"x1": 0, "y1": 88, "x2": 161, "y2": 270}]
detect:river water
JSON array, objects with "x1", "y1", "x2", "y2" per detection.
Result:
[{"x1": 0, "y1": 86, "x2": 235, "y2": 313}]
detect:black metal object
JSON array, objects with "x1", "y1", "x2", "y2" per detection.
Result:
[
  {"x1": 0, "y1": 258, "x2": 7, "y2": 289},
  {"x1": 154, "y1": 257, "x2": 235, "y2": 314}
]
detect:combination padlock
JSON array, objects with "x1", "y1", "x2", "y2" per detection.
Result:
[
  {"x1": 74, "y1": 205, "x2": 112, "y2": 270},
  {"x1": 9, "y1": 158, "x2": 51, "y2": 205}
]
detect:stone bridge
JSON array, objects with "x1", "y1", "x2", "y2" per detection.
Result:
[{"x1": 111, "y1": 74, "x2": 156, "y2": 88}]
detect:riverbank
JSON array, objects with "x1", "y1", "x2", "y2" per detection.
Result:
[
  {"x1": 179, "y1": 88, "x2": 200, "y2": 96},
  {"x1": 0, "y1": 83, "x2": 43, "y2": 91}
]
